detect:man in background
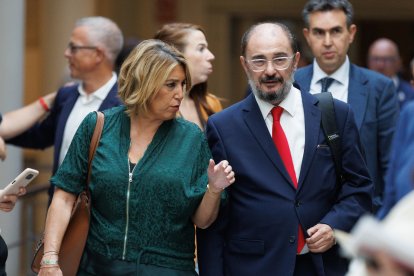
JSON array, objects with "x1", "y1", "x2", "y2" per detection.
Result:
[
  {"x1": 295, "y1": 0, "x2": 399, "y2": 213},
  {"x1": 368, "y1": 38, "x2": 414, "y2": 107},
  {"x1": 7, "y1": 16, "x2": 123, "y2": 202}
]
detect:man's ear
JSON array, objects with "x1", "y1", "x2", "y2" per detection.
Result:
[
  {"x1": 348, "y1": 24, "x2": 357, "y2": 44},
  {"x1": 240, "y1": 56, "x2": 249, "y2": 74},
  {"x1": 303, "y1": 28, "x2": 311, "y2": 45},
  {"x1": 94, "y1": 47, "x2": 105, "y2": 64}
]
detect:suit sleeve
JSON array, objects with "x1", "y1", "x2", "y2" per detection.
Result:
[
  {"x1": 197, "y1": 117, "x2": 228, "y2": 276},
  {"x1": 377, "y1": 102, "x2": 413, "y2": 219},
  {"x1": 320, "y1": 104, "x2": 373, "y2": 231},
  {"x1": 375, "y1": 80, "x2": 399, "y2": 204}
]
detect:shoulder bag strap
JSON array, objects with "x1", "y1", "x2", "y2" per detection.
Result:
[
  {"x1": 86, "y1": 111, "x2": 104, "y2": 189},
  {"x1": 314, "y1": 92, "x2": 343, "y2": 185}
]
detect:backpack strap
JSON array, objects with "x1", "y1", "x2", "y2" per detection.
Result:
[{"x1": 314, "y1": 92, "x2": 344, "y2": 185}]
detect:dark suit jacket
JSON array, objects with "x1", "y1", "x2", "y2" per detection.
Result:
[
  {"x1": 295, "y1": 64, "x2": 399, "y2": 211},
  {"x1": 197, "y1": 91, "x2": 373, "y2": 276},
  {"x1": 7, "y1": 83, "x2": 121, "y2": 174}
]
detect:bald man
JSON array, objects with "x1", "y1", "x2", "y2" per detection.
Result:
[{"x1": 368, "y1": 38, "x2": 414, "y2": 107}]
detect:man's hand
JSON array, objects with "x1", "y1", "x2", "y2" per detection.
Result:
[
  {"x1": 207, "y1": 159, "x2": 235, "y2": 193},
  {"x1": 306, "y1": 223, "x2": 336, "y2": 253}
]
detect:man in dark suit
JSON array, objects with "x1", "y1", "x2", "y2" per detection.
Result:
[
  {"x1": 197, "y1": 22, "x2": 372, "y2": 276},
  {"x1": 295, "y1": 0, "x2": 399, "y2": 213},
  {"x1": 367, "y1": 37, "x2": 414, "y2": 107},
  {"x1": 7, "y1": 16, "x2": 123, "y2": 201}
]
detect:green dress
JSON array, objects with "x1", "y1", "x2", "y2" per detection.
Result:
[{"x1": 52, "y1": 106, "x2": 213, "y2": 273}]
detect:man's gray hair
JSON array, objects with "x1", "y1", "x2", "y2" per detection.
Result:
[
  {"x1": 76, "y1": 16, "x2": 124, "y2": 65},
  {"x1": 302, "y1": 0, "x2": 354, "y2": 28}
]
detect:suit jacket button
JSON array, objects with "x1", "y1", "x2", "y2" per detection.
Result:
[
  {"x1": 295, "y1": 200, "x2": 301, "y2": 207},
  {"x1": 289, "y1": 236, "x2": 296, "y2": 243}
]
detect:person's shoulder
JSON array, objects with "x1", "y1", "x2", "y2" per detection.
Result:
[
  {"x1": 205, "y1": 93, "x2": 223, "y2": 112},
  {"x1": 400, "y1": 100, "x2": 414, "y2": 114},
  {"x1": 56, "y1": 82, "x2": 79, "y2": 100},
  {"x1": 174, "y1": 117, "x2": 203, "y2": 133},
  {"x1": 295, "y1": 64, "x2": 313, "y2": 74},
  {"x1": 352, "y1": 64, "x2": 392, "y2": 83},
  {"x1": 208, "y1": 98, "x2": 248, "y2": 124},
  {"x1": 398, "y1": 77, "x2": 414, "y2": 92},
  {"x1": 98, "y1": 106, "x2": 126, "y2": 126}
]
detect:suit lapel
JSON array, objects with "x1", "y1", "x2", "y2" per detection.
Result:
[
  {"x1": 55, "y1": 87, "x2": 80, "y2": 162},
  {"x1": 347, "y1": 65, "x2": 368, "y2": 129},
  {"x1": 242, "y1": 94, "x2": 296, "y2": 188},
  {"x1": 99, "y1": 82, "x2": 119, "y2": 110},
  {"x1": 297, "y1": 91, "x2": 320, "y2": 191}
]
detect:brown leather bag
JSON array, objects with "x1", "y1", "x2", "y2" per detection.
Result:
[{"x1": 31, "y1": 111, "x2": 104, "y2": 275}]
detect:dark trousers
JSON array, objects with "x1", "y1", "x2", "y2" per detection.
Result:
[
  {"x1": 294, "y1": 254, "x2": 318, "y2": 276},
  {"x1": 0, "y1": 236, "x2": 7, "y2": 276},
  {"x1": 78, "y1": 248, "x2": 198, "y2": 276}
]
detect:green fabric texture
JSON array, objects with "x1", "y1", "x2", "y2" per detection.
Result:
[{"x1": 52, "y1": 105, "x2": 212, "y2": 270}]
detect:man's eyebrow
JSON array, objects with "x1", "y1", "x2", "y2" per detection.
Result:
[{"x1": 312, "y1": 26, "x2": 343, "y2": 32}]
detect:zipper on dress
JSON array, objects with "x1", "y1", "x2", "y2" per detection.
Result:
[{"x1": 122, "y1": 155, "x2": 135, "y2": 260}]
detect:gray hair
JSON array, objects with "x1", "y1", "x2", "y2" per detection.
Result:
[
  {"x1": 302, "y1": 0, "x2": 354, "y2": 28},
  {"x1": 75, "y1": 16, "x2": 124, "y2": 65}
]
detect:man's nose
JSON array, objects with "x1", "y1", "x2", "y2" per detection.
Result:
[{"x1": 323, "y1": 33, "x2": 332, "y2": 46}]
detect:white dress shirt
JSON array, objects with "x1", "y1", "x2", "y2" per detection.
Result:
[
  {"x1": 254, "y1": 85, "x2": 305, "y2": 182},
  {"x1": 59, "y1": 73, "x2": 117, "y2": 165},
  {"x1": 309, "y1": 56, "x2": 350, "y2": 103}
]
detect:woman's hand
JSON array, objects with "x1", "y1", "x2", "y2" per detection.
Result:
[
  {"x1": 207, "y1": 159, "x2": 235, "y2": 193},
  {"x1": 0, "y1": 187, "x2": 26, "y2": 212},
  {"x1": 38, "y1": 265, "x2": 63, "y2": 276}
]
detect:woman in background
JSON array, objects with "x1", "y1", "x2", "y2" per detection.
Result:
[
  {"x1": 38, "y1": 39, "x2": 234, "y2": 275},
  {"x1": 155, "y1": 23, "x2": 222, "y2": 129}
]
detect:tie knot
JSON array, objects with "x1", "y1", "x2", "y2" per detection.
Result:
[
  {"x1": 320, "y1": 77, "x2": 335, "y2": 92},
  {"x1": 271, "y1": 106, "x2": 284, "y2": 122}
]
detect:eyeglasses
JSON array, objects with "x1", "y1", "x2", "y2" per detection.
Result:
[
  {"x1": 369, "y1": 56, "x2": 397, "y2": 64},
  {"x1": 247, "y1": 55, "x2": 295, "y2": 72},
  {"x1": 67, "y1": 42, "x2": 97, "y2": 54}
]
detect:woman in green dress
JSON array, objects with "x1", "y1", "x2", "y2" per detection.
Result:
[{"x1": 38, "y1": 39, "x2": 235, "y2": 276}]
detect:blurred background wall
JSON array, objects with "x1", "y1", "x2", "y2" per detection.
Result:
[{"x1": 0, "y1": 0, "x2": 413, "y2": 274}]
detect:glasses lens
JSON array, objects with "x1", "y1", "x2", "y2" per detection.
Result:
[
  {"x1": 273, "y1": 57, "x2": 290, "y2": 70},
  {"x1": 250, "y1": 59, "x2": 266, "y2": 71}
]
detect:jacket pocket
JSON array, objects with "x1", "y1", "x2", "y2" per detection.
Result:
[{"x1": 227, "y1": 238, "x2": 265, "y2": 255}]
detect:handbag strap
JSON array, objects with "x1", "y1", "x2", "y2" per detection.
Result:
[{"x1": 86, "y1": 111, "x2": 104, "y2": 189}]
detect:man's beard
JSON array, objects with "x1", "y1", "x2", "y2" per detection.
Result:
[{"x1": 248, "y1": 74, "x2": 294, "y2": 105}]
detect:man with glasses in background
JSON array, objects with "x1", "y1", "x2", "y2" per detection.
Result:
[
  {"x1": 197, "y1": 21, "x2": 372, "y2": 276},
  {"x1": 295, "y1": 0, "x2": 399, "y2": 214},
  {"x1": 7, "y1": 16, "x2": 123, "y2": 203},
  {"x1": 367, "y1": 37, "x2": 414, "y2": 108}
]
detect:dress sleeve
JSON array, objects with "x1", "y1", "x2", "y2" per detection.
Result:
[
  {"x1": 50, "y1": 111, "x2": 98, "y2": 195},
  {"x1": 191, "y1": 133, "x2": 211, "y2": 193}
]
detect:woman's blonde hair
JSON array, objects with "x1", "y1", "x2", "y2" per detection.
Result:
[{"x1": 118, "y1": 39, "x2": 191, "y2": 116}]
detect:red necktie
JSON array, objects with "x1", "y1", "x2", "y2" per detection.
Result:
[{"x1": 272, "y1": 106, "x2": 305, "y2": 254}]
